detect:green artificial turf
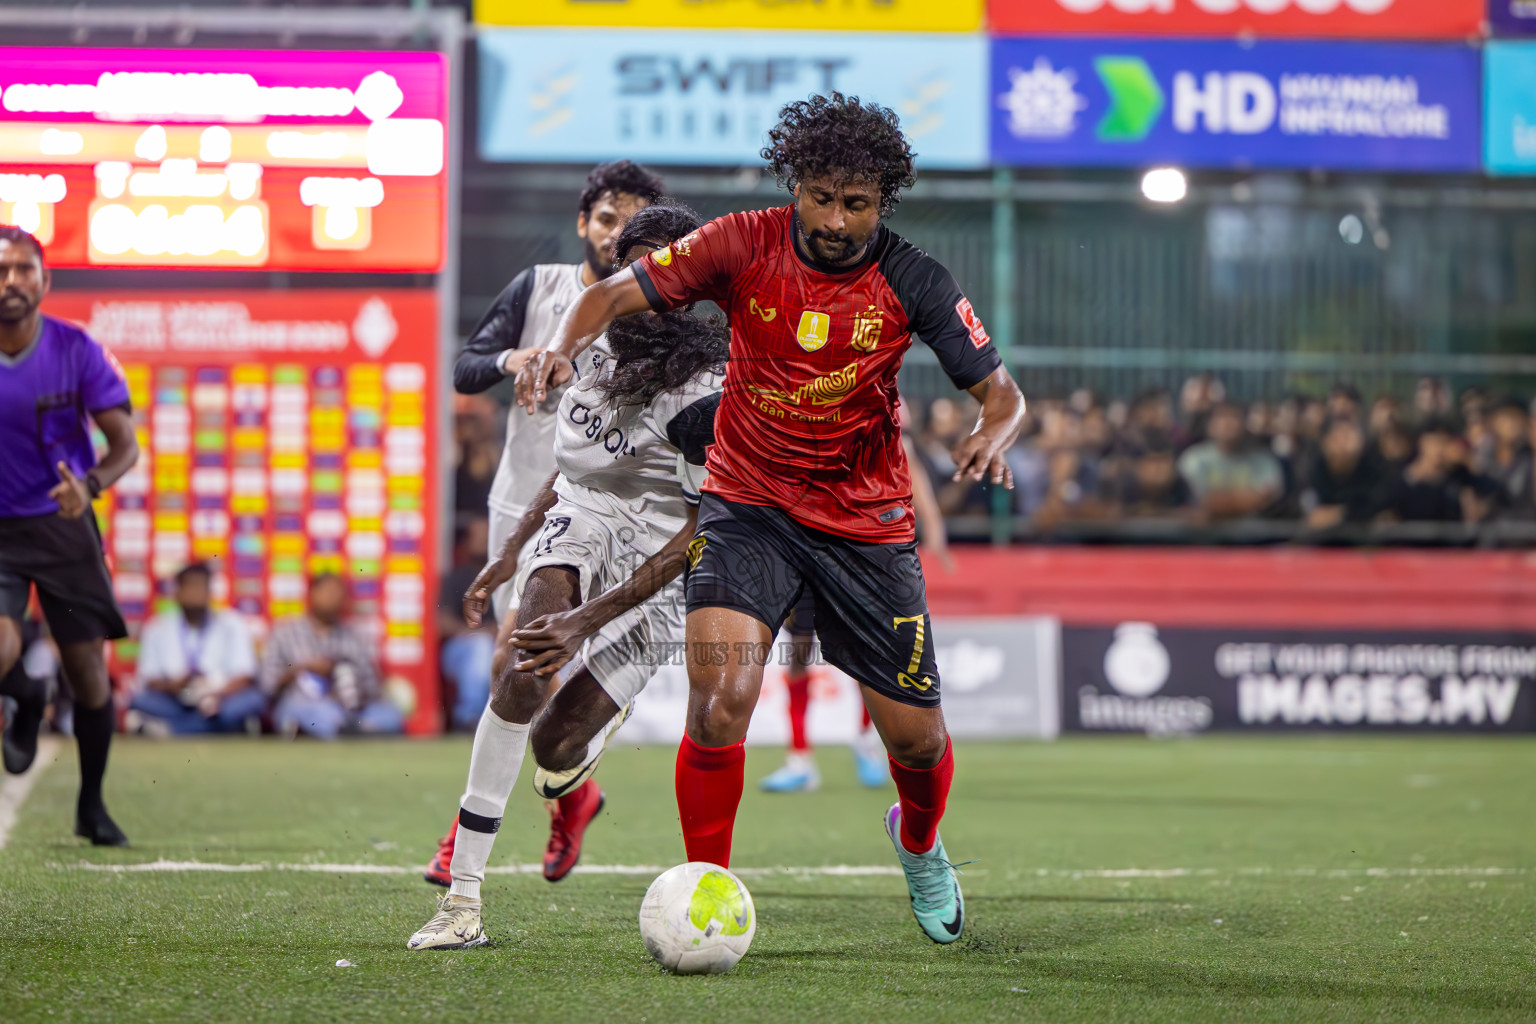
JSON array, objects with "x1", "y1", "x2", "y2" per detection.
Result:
[{"x1": 1, "y1": 735, "x2": 1533, "y2": 1023}]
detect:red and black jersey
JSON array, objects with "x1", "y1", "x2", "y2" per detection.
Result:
[{"x1": 633, "y1": 204, "x2": 1000, "y2": 543}]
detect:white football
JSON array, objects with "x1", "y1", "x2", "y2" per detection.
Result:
[{"x1": 638, "y1": 862, "x2": 756, "y2": 974}]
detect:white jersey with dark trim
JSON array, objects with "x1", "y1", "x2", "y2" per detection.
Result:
[
  {"x1": 551, "y1": 363, "x2": 723, "y2": 545},
  {"x1": 454, "y1": 261, "x2": 610, "y2": 516}
]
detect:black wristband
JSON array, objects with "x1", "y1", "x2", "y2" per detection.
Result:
[{"x1": 85, "y1": 472, "x2": 103, "y2": 500}]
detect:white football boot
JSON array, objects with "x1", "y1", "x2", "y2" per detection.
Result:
[{"x1": 407, "y1": 893, "x2": 489, "y2": 950}]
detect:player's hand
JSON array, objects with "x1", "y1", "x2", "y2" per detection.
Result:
[
  {"x1": 463, "y1": 557, "x2": 516, "y2": 629},
  {"x1": 514, "y1": 349, "x2": 575, "y2": 415},
  {"x1": 507, "y1": 608, "x2": 595, "y2": 677},
  {"x1": 49, "y1": 462, "x2": 91, "y2": 519},
  {"x1": 925, "y1": 540, "x2": 956, "y2": 574},
  {"x1": 950, "y1": 433, "x2": 1015, "y2": 489}
]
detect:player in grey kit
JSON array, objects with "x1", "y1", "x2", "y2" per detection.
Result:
[
  {"x1": 423, "y1": 161, "x2": 664, "y2": 886},
  {"x1": 409, "y1": 203, "x2": 725, "y2": 950}
]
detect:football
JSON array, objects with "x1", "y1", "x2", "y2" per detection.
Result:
[{"x1": 638, "y1": 862, "x2": 757, "y2": 975}]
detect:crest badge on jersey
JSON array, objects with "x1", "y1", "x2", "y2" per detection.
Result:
[
  {"x1": 955, "y1": 297, "x2": 990, "y2": 349},
  {"x1": 850, "y1": 306, "x2": 884, "y2": 354},
  {"x1": 652, "y1": 247, "x2": 673, "y2": 267},
  {"x1": 796, "y1": 311, "x2": 830, "y2": 352}
]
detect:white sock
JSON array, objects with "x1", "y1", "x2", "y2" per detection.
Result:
[{"x1": 448, "y1": 706, "x2": 529, "y2": 900}]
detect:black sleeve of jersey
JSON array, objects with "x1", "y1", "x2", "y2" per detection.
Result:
[
  {"x1": 453, "y1": 267, "x2": 537, "y2": 394},
  {"x1": 877, "y1": 236, "x2": 1003, "y2": 391},
  {"x1": 665, "y1": 392, "x2": 721, "y2": 465}
]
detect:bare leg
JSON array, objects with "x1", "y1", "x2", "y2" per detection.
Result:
[
  {"x1": 529, "y1": 668, "x2": 620, "y2": 773},
  {"x1": 859, "y1": 685, "x2": 948, "y2": 769},
  {"x1": 489, "y1": 567, "x2": 579, "y2": 725}
]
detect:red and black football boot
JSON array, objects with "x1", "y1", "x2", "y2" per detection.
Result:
[
  {"x1": 423, "y1": 815, "x2": 458, "y2": 887},
  {"x1": 543, "y1": 780, "x2": 605, "y2": 882}
]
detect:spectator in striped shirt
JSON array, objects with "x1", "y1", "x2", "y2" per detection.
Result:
[{"x1": 260, "y1": 573, "x2": 403, "y2": 739}]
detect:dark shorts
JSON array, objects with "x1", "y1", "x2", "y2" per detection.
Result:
[
  {"x1": 0, "y1": 513, "x2": 127, "y2": 645},
  {"x1": 785, "y1": 586, "x2": 816, "y2": 640},
  {"x1": 686, "y1": 494, "x2": 940, "y2": 708}
]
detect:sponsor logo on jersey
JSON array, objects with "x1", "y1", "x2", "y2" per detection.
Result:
[
  {"x1": 652, "y1": 247, "x2": 673, "y2": 267},
  {"x1": 749, "y1": 297, "x2": 777, "y2": 323},
  {"x1": 748, "y1": 362, "x2": 858, "y2": 408},
  {"x1": 686, "y1": 535, "x2": 707, "y2": 569},
  {"x1": 955, "y1": 297, "x2": 991, "y2": 349},
  {"x1": 796, "y1": 310, "x2": 830, "y2": 352},
  {"x1": 675, "y1": 233, "x2": 698, "y2": 257},
  {"x1": 850, "y1": 305, "x2": 885, "y2": 353}
]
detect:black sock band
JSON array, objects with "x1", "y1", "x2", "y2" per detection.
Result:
[
  {"x1": 74, "y1": 701, "x2": 114, "y2": 811},
  {"x1": 458, "y1": 807, "x2": 501, "y2": 834}
]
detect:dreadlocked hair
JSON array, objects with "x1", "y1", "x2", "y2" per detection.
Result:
[
  {"x1": 762, "y1": 93, "x2": 916, "y2": 217},
  {"x1": 598, "y1": 200, "x2": 728, "y2": 407}
]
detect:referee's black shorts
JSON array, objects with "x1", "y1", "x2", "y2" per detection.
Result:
[
  {"x1": 685, "y1": 493, "x2": 940, "y2": 708},
  {"x1": 0, "y1": 513, "x2": 127, "y2": 645}
]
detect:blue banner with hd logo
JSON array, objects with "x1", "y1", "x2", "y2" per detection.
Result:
[
  {"x1": 478, "y1": 29, "x2": 988, "y2": 168},
  {"x1": 990, "y1": 38, "x2": 1481, "y2": 173}
]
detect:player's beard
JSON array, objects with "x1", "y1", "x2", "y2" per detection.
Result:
[
  {"x1": 584, "y1": 237, "x2": 616, "y2": 281},
  {"x1": 0, "y1": 287, "x2": 38, "y2": 324},
  {"x1": 799, "y1": 225, "x2": 866, "y2": 269}
]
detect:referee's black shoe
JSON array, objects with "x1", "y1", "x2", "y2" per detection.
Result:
[
  {"x1": 1, "y1": 674, "x2": 45, "y2": 775},
  {"x1": 76, "y1": 804, "x2": 129, "y2": 847}
]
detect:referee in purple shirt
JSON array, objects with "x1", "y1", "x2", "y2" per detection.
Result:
[{"x1": 0, "y1": 226, "x2": 139, "y2": 846}]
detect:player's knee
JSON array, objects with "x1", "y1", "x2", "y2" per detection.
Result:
[
  {"x1": 885, "y1": 730, "x2": 946, "y2": 769},
  {"x1": 686, "y1": 691, "x2": 752, "y2": 747}
]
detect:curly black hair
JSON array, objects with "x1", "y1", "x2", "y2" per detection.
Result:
[
  {"x1": 761, "y1": 93, "x2": 917, "y2": 217},
  {"x1": 579, "y1": 160, "x2": 666, "y2": 216},
  {"x1": 0, "y1": 224, "x2": 45, "y2": 266},
  {"x1": 610, "y1": 199, "x2": 704, "y2": 271},
  {"x1": 598, "y1": 202, "x2": 727, "y2": 407}
]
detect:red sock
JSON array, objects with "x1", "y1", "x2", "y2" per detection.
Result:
[
  {"x1": 888, "y1": 739, "x2": 954, "y2": 855},
  {"x1": 785, "y1": 674, "x2": 811, "y2": 753},
  {"x1": 556, "y1": 778, "x2": 600, "y2": 821},
  {"x1": 675, "y1": 734, "x2": 746, "y2": 867}
]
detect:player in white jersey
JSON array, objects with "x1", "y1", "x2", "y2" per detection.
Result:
[
  {"x1": 408, "y1": 204, "x2": 726, "y2": 950},
  {"x1": 426, "y1": 162, "x2": 663, "y2": 887}
]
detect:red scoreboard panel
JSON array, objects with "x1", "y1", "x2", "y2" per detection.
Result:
[
  {"x1": 0, "y1": 48, "x2": 446, "y2": 272},
  {"x1": 46, "y1": 289, "x2": 443, "y2": 733}
]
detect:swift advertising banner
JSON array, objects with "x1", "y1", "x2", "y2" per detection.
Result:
[
  {"x1": 1491, "y1": 1, "x2": 1536, "y2": 36},
  {"x1": 990, "y1": 38, "x2": 1482, "y2": 172},
  {"x1": 1062, "y1": 623, "x2": 1536, "y2": 734},
  {"x1": 0, "y1": 48, "x2": 447, "y2": 272},
  {"x1": 989, "y1": 0, "x2": 1483, "y2": 40},
  {"x1": 45, "y1": 290, "x2": 442, "y2": 733},
  {"x1": 478, "y1": 29, "x2": 988, "y2": 168},
  {"x1": 1486, "y1": 43, "x2": 1536, "y2": 173},
  {"x1": 476, "y1": 0, "x2": 983, "y2": 31}
]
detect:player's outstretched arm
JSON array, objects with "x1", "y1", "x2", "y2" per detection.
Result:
[
  {"x1": 463, "y1": 471, "x2": 561, "y2": 628},
  {"x1": 507, "y1": 504, "x2": 699, "y2": 676},
  {"x1": 514, "y1": 266, "x2": 653, "y2": 414},
  {"x1": 951, "y1": 367, "x2": 1027, "y2": 490}
]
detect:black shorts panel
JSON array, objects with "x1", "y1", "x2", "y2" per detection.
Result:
[
  {"x1": 785, "y1": 586, "x2": 816, "y2": 639},
  {"x1": 686, "y1": 494, "x2": 939, "y2": 707},
  {"x1": 0, "y1": 514, "x2": 127, "y2": 644}
]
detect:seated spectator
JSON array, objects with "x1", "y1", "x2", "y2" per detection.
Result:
[
  {"x1": 1125, "y1": 388, "x2": 1181, "y2": 452},
  {"x1": 260, "y1": 573, "x2": 403, "y2": 739},
  {"x1": 453, "y1": 393, "x2": 500, "y2": 527},
  {"x1": 1378, "y1": 418, "x2": 1496, "y2": 524},
  {"x1": 1104, "y1": 445, "x2": 1195, "y2": 518},
  {"x1": 1302, "y1": 418, "x2": 1383, "y2": 529},
  {"x1": 1178, "y1": 401, "x2": 1284, "y2": 521},
  {"x1": 439, "y1": 518, "x2": 495, "y2": 732},
  {"x1": 1327, "y1": 382, "x2": 1362, "y2": 423},
  {"x1": 1479, "y1": 397, "x2": 1535, "y2": 521},
  {"x1": 1179, "y1": 372, "x2": 1225, "y2": 447},
  {"x1": 1032, "y1": 447, "x2": 1108, "y2": 531},
  {"x1": 1414, "y1": 376, "x2": 1452, "y2": 423},
  {"x1": 129, "y1": 563, "x2": 263, "y2": 735}
]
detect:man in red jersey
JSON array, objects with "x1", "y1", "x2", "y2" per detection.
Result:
[{"x1": 518, "y1": 94, "x2": 1025, "y2": 945}]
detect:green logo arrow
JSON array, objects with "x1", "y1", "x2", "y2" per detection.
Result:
[{"x1": 1094, "y1": 57, "x2": 1164, "y2": 143}]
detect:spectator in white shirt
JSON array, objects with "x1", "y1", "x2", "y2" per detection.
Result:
[{"x1": 128, "y1": 563, "x2": 263, "y2": 735}]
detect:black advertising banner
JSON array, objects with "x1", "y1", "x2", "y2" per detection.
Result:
[{"x1": 1063, "y1": 624, "x2": 1536, "y2": 733}]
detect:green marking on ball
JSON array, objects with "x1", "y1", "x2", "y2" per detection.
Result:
[{"x1": 688, "y1": 871, "x2": 751, "y2": 937}]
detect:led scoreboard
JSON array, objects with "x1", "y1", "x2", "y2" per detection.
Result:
[{"x1": 0, "y1": 48, "x2": 446, "y2": 271}]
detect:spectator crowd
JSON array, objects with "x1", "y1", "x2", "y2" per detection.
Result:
[{"x1": 910, "y1": 374, "x2": 1536, "y2": 536}]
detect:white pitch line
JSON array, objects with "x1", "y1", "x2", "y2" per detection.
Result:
[
  {"x1": 64, "y1": 860, "x2": 905, "y2": 877},
  {"x1": 57, "y1": 860, "x2": 1527, "y2": 879},
  {"x1": 0, "y1": 736, "x2": 59, "y2": 850}
]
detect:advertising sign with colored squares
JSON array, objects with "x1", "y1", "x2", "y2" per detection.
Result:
[
  {"x1": 0, "y1": 47, "x2": 446, "y2": 272},
  {"x1": 44, "y1": 289, "x2": 442, "y2": 733}
]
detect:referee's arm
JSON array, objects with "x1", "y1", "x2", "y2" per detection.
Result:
[{"x1": 52, "y1": 406, "x2": 138, "y2": 519}]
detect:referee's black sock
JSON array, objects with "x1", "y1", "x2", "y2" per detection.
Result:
[{"x1": 74, "y1": 700, "x2": 114, "y2": 813}]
